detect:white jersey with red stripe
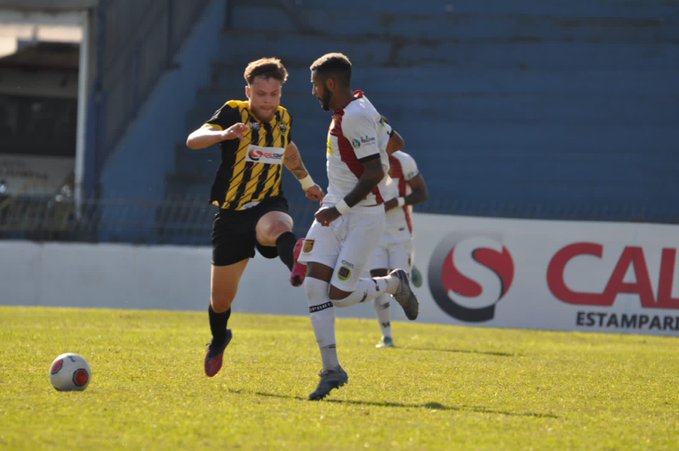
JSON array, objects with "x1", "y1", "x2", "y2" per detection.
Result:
[
  {"x1": 324, "y1": 91, "x2": 391, "y2": 207},
  {"x1": 385, "y1": 150, "x2": 419, "y2": 235}
]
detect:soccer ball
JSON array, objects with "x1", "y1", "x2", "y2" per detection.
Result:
[{"x1": 49, "y1": 353, "x2": 91, "y2": 391}]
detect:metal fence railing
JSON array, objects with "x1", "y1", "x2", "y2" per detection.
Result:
[
  {"x1": 2, "y1": 193, "x2": 676, "y2": 245},
  {"x1": 0, "y1": 194, "x2": 321, "y2": 245},
  {"x1": 0, "y1": 195, "x2": 209, "y2": 245}
]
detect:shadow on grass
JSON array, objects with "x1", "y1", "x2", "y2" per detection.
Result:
[
  {"x1": 401, "y1": 346, "x2": 518, "y2": 357},
  {"x1": 229, "y1": 389, "x2": 557, "y2": 419}
]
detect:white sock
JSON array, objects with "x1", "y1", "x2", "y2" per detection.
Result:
[
  {"x1": 332, "y1": 275, "x2": 398, "y2": 308},
  {"x1": 304, "y1": 277, "x2": 340, "y2": 370},
  {"x1": 373, "y1": 293, "x2": 392, "y2": 338}
]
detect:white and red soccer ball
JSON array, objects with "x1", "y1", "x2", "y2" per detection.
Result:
[{"x1": 49, "y1": 353, "x2": 91, "y2": 391}]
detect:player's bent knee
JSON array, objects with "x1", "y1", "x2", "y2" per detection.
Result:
[
  {"x1": 256, "y1": 213, "x2": 293, "y2": 245},
  {"x1": 328, "y1": 286, "x2": 354, "y2": 307},
  {"x1": 331, "y1": 297, "x2": 353, "y2": 308},
  {"x1": 261, "y1": 221, "x2": 289, "y2": 239},
  {"x1": 328, "y1": 285, "x2": 352, "y2": 299}
]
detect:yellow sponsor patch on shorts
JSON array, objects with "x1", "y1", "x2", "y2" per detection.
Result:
[
  {"x1": 303, "y1": 239, "x2": 314, "y2": 253},
  {"x1": 337, "y1": 266, "x2": 352, "y2": 281}
]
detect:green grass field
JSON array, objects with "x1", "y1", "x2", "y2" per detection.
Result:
[{"x1": 0, "y1": 306, "x2": 677, "y2": 450}]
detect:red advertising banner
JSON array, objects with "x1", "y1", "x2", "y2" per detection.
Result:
[{"x1": 415, "y1": 214, "x2": 679, "y2": 336}]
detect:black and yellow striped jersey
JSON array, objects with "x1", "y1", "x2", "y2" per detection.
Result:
[{"x1": 204, "y1": 100, "x2": 293, "y2": 210}]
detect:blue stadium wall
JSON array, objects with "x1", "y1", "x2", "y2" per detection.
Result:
[{"x1": 96, "y1": 0, "x2": 679, "y2": 243}]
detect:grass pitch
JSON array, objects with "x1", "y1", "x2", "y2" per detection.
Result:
[{"x1": 0, "y1": 306, "x2": 677, "y2": 450}]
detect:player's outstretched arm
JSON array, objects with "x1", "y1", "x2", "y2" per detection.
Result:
[
  {"x1": 185, "y1": 123, "x2": 249, "y2": 150},
  {"x1": 284, "y1": 141, "x2": 324, "y2": 201}
]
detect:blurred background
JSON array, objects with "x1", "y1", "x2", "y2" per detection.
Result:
[{"x1": 1, "y1": 0, "x2": 678, "y2": 246}]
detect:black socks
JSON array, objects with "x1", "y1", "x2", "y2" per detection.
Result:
[
  {"x1": 276, "y1": 231, "x2": 297, "y2": 271},
  {"x1": 208, "y1": 305, "x2": 231, "y2": 344}
]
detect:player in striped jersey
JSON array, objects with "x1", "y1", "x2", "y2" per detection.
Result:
[
  {"x1": 370, "y1": 150, "x2": 429, "y2": 348},
  {"x1": 186, "y1": 57, "x2": 323, "y2": 378}
]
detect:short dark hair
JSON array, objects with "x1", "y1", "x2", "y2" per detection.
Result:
[
  {"x1": 310, "y1": 52, "x2": 352, "y2": 87},
  {"x1": 243, "y1": 57, "x2": 288, "y2": 85}
]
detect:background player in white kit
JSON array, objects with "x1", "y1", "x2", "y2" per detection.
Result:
[
  {"x1": 297, "y1": 53, "x2": 419, "y2": 400},
  {"x1": 370, "y1": 150, "x2": 429, "y2": 348}
]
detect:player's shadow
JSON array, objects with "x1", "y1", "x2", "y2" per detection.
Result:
[
  {"x1": 398, "y1": 346, "x2": 518, "y2": 357},
  {"x1": 230, "y1": 389, "x2": 558, "y2": 419}
]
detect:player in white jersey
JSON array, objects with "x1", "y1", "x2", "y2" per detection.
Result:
[
  {"x1": 296, "y1": 53, "x2": 419, "y2": 400},
  {"x1": 370, "y1": 150, "x2": 429, "y2": 348}
]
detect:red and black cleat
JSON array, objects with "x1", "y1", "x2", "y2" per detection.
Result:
[
  {"x1": 290, "y1": 238, "x2": 307, "y2": 287},
  {"x1": 204, "y1": 329, "x2": 232, "y2": 377}
]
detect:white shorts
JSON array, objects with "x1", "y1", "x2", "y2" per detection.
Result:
[
  {"x1": 298, "y1": 204, "x2": 385, "y2": 291},
  {"x1": 370, "y1": 227, "x2": 413, "y2": 272}
]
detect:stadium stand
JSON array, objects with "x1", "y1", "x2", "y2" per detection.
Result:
[
  {"x1": 167, "y1": 0, "x2": 679, "y2": 234},
  {"x1": 2, "y1": 0, "x2": 678, "y2": 244}
]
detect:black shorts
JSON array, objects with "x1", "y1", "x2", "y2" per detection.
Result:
[{"x1": 212, "y1": 196, "x2": 290, "y2": 266}]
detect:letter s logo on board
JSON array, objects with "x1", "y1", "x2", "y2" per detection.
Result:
[{"x1": 428, "y1": 234, "x2": 514, "y2": 322}]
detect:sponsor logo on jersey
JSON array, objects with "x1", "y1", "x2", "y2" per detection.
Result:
[
  {"x1": 303, "y1": 239, "x2": 315, "y2": 253},
  {"x1": 246, "y1": 145, "x2": 284, "y2": 165},
  {"x1": 360, "y1": 135, "x2": 376, "y2": 145},
  {"x1": 351, "y1": 135, "x2": 377, "y2": 149}
]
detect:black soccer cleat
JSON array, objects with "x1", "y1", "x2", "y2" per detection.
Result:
[
  {"x1": 308, "y1": 367, "x2": 348, "y2": 400},
  {"x1": 390, "y1": 269, "x2": 419, "y2": 320}
]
